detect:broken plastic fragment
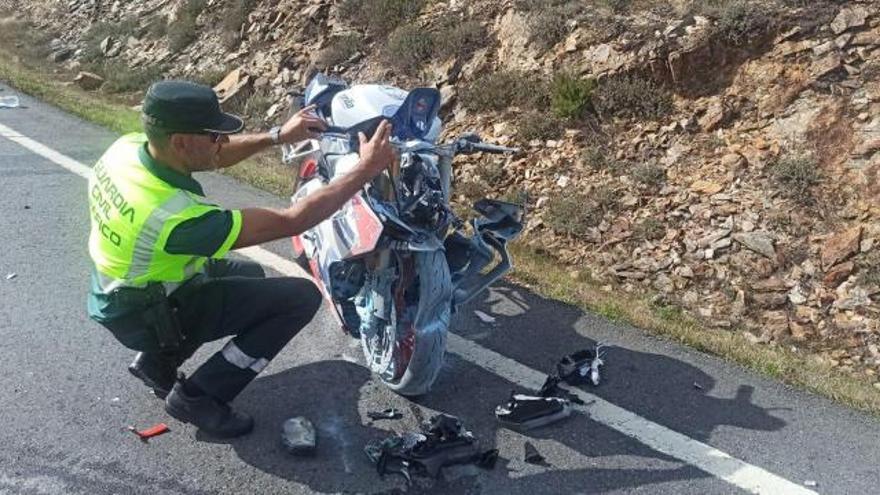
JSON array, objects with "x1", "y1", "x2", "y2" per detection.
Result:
[
  {"x1": 495, "y1": 393, "x2": 572, "y2": 430},
  {"x1": 474, "y1": 310, "x2": 496, "y2": 325},
  {"x1": 367, "y1": 408, "x2": 403, "y2": 421},
  {"x1": 0, "y1": 96, "x2": 20, "y2": 109},
  {"x1": 364, "y1": 414, "x2": 494, "y2": 481},
  {"x1": 5, "y1": 273, "x2": 17, "y2": 280},
  {"x1": 556, "y1": 344, "x2": 606, "y2": 386},
  {"x1": 523, "y1": 441, "x2": 546, "y2": 465},
  {"x1": 281, "y1": 416, "x2": 317, "y2": 456},
  {"x1": 128, "y1": 423, "x2": 169, "y2": 442},
  {"x1": 538, "y1": 375, "x2": 585, "y2": 405}
]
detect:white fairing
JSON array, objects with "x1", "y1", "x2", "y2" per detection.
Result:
[
  {"x1": 331, "y1": 85, "x2": 408, "y2": 128},
  {"x1": 330, "y1": 84, "x2": 443, "y2": 143}
]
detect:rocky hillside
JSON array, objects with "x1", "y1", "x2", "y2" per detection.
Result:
[{"x1": 9, "y1": 0, "x2": 880, "y2": 380}]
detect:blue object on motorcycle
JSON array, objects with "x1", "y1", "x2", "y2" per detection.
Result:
[
  {"x1": 390, "y1": 88, "x2": 441, "y2": 141},
  {"x1": 303, "y1": 73, "x2": 349, "y2": 118}
]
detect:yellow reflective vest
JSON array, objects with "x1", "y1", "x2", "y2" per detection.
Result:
[{"x1": 88, "y1": 133, "x2": 241, "y2": 294}]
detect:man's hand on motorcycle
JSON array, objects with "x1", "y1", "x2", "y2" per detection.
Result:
[
  {"x1": 357, "y1": 120, "x2": 396, "y2": 177},
  {"x1": 279, "y1": 104, "x2": 327, "y2": 143}
]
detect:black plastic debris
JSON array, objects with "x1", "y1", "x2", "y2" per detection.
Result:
[
  {"x1": 539, "y1": 375, "x2": 586, "y2": 405},
  {"x1": 281, "y1": 417, "x2": 317, "y2": 456},
  {"x1": 556, "y1": 344, "x2": 606, "y2": 386},
  {"x1": 367, "y1": 408, "x2": 404, "y2": 421},
  {"x1": 523, "y1": 441, "x2": 546, "y2": 465},
  {"x1": 495, "y1": 393, "x2": 572, "y2": 430},
  {"x1": 364, "y1": 414, "x2": 496, "y2": 481}
]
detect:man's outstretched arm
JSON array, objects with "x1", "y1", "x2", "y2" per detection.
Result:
[
  {"x1": 215, "y1": 105, "x2": 327, "y2": 169},
  {"x1": 232, "y1": 120, "x2": 395, "y2": 249}
]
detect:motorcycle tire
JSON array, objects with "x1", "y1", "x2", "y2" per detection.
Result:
[{"x1": 360, "y1": 249, "x2": 451, "y2": 396}]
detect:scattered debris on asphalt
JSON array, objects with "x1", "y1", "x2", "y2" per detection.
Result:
[
  {"x1": 0, "y1": 95, "x2": 20, "y2": 109},
  {"x1": 556, "y1": 344, "x2": 606, "y2": 386},
  {"x1": 128, "y1": 423, "x2": 169, "y2": 442},
  {"x1": 367, "y1": 408, "x2": 403, "y2": 421},
  {"x1": 281, "y1": 416, "x2": 317, "y2": 456},
  {"x1": 495, "y1": 393, "x2": 572, "y2": 430},
  {"x1": 365, "y1": 414, "x2": 497, "y2": 482},
  {"x1": 523, "y1": 441, "x2": 547, "y2": 466},
  {"x1": 538, "y1": 375, "x2": 586, "y2": 405},
  {"x1": 5, "y1": 273, "x2": 17, "y2": 280},
  {"x1": 473, "y1": 310, "x2": 496, "y2": 325}
]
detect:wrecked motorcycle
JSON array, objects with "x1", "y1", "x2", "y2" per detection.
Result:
[{"x1": 281, "y1": 73, "x2": 525, "y2": 396}]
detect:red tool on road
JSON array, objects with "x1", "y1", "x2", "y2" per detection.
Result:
[{"x1": 129, "y1": 423, "x2": 170, "y2": 442}]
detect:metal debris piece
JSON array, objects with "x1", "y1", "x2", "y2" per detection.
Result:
[
  {"x1": 693, "y1": 382, "x2": 704, "y2": 390},
  {"x1": 538, "y1": 375, "x2": 585, "y2": 405},
  {"x1": 5, "y1": 273, "x2": 17, "y2": 280},
  {"x1": 281, "y1": 416, "x2": 317, "y2": 456},
  {"x1": 364, "y1": 414, "x2": 495, "y2": 481},
  {"x1": 523, "y1": 441, "x2": 546, "y2": 465},
  {"x1": 128, "y1": 423, "x2": 169, "y2": 442},
  {"x1": 804, "y1": 480, "x2": 818, "y2": 487},
  {"x1": 556, "y1": 344, "x2": 606, "y2": 386},
  {"x1": 367, "y1": 408, "x2": 403, "y2": 421},
  {"x1": 474, "y1": 310, "x2": 496, "y2": 325},
  {"x1": 495, "y1": 393, "x2": 572, "y2": 430}
]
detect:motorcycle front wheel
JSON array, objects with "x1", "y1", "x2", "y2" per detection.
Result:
[{"x1": 359, "y1": 249, "x2": 451, "y2": 396}]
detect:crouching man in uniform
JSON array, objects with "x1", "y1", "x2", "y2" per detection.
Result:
[{"x1": 87, "y1": 80, "x2": 394, "y2": 438}]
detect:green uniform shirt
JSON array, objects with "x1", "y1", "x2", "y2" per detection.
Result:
[{"x1": 87, "y1": 142, "x2": 239, "y2": 321}]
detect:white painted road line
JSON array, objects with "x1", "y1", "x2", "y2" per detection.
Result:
[{"x1": 0, "y1": 120, "x2": 818, "y2": 495}]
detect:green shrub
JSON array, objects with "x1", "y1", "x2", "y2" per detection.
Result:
[
  {"x1": 603, "y1": 0, "x2": 631, "y2": 13},
  {"x1": 545, "y1": 192, "x2": 600, "y2": 238},
  {"x1": 517, "y1": 112, "x2": 565, "y2": 142},
  {"x1": 81, "y1": 18, "x2": 139, "y2": 63},
  {"x1": 168, "y1": 0, "x2": 206, "y2": 52},
  {"x1": 519, "y1": 0, "x2": 584, "y2": 51},
  {"x1": 97, "y1": 61, "x2": 165, "y2": 93},
  {"x1": 714, "y1": 0, "x2": 772, "y2": 45},
  {"x1": 501, "y1": 188, "x2": 530, "y2": 206},
  {"x1": 476, "y1": 159, "x2": 506, "y2": 185},
  {"x1": 433, "y1": 19, "x2": 485, "y2": 59},
  {"x1": 460, "y1": 71, "x2": 548, "y2": 112},
  {"x1": 384, "y1": 24, "x2": 434, "y2": 75},
  {"x1": 634, "y1": 218, "x2": 665, "y2": 241},
  {"x1": 697, "y1": 0, "x2": 772, "y2": 46},
  {"x1": 190, "y1": 67, "x2": 230, "y2": 87},
  {"x1": 631, "y1": 163, "x2": 666, "y2": 188},
  {"x1": 339, "y1": 0, "x2": 425, "y2": 35},
  {"x1": 223, "y1": 0, "x2": 256, "y2": 33},
  {"x1": 551, "y1": 72, "x2": 596, "y2": 120},
  {"x1": 769, "y1": 154, "x2": 820, "y2": 201},
  {"x1": 593, "y1": 185, "x2": 619, "y2": 213},
  {"x1": 316, "y1": 34, "x2": 363, "y2": 68},
  {"x1": 592, "y1": 75, "x2": 673, "y2": 121},
  {"x1": 580, "y1": 145, "x2": 610, "y2": 171}
]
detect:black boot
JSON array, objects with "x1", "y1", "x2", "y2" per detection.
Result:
[
  {"x1": 128, "y1": 352, "x2": 176, "y2": 399},
  {"x1": 164, "y1": 378, "x2": 254, "y2": 438}
]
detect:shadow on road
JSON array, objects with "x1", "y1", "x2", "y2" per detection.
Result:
[{"x1": 226, "y1": 281, "x2": 787, "y2": 494}]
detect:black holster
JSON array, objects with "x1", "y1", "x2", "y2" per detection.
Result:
[{"x1": 113, "y1": 282, "x2": 183, "y2": 352}]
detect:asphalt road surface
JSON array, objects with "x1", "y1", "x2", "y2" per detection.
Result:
[{"x1": 1, "y1": 82, "x2": 879, "y2": 495}]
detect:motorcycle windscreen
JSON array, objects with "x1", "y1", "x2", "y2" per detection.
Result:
[{"x1": 389, "y1": 88, "x2": 441, "y2": 141}]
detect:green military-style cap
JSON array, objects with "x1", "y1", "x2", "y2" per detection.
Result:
[{"x1": 142, "y1": 80, "x2": 244, "y2": 134}]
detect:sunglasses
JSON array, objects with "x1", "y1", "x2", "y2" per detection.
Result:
[
  {"x1": 199, "y1": 131, "x2": 223, "y2": 143},
  {"x1": 171, "y1": 130, "x2": 223, "y2": 143}
]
